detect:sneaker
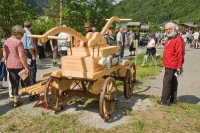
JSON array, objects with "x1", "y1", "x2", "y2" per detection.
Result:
[{"x1": 141, "y1": 64, "x2": 145, "y2": 67}]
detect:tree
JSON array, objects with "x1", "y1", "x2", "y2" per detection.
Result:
[{"x1": 0, "y1": 0, "x2": 37, "y2": 35}]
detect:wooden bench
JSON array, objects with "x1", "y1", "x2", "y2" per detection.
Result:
[{"x1": 19, "y1": 71, "x2": 52, "y2": 109}]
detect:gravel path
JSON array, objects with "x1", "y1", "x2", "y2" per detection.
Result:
[{"x1": 138, "y1": 44, "x2": 200, "y2": 105}]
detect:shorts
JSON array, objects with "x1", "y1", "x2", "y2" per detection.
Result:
[{"x1": 53, "y1": 46, "x2": 58, "y2": 59}]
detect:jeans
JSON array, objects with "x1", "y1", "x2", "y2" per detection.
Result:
[
  {"x1": 61, "y1": 50, "x2": 67, "y2": 56},
  {"x1": 29, "y1": 59, "x2": 37, "y2": 85},
  {"x1": 38, "y1": 46, "x2": 45, "y2": 59},
  {"x1": 120, "y1": 45, "x2": 125, "y2": 58}
]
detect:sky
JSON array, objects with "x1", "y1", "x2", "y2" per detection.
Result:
[{"x1": 115, "y1": 0, "x2": 122, "y2": 3}]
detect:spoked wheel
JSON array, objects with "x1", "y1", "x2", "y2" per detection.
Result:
[
  {"x1": 124, "y1": 63, "x2": 136, "y2": 99},
  {"x1": 44, "y1": 77, "x2": 69, "y2": 112},
  {"x1": 99, "y1": 77, "x2": 117, "y2": 120}
]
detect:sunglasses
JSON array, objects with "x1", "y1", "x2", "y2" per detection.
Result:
[{"x1": 85, "y1": 27, "x2": 89, "y2": 28}]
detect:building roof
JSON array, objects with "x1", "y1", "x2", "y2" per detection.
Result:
[
  {"x1": 127, "y1": 22, "x2": 141, "y2": 26},
  {"x1": 180, "y1": 22, "x2": 196, "y2": 28},
  {"x1": 140, "y1": 25, "x2": 149, "y2": 30}
]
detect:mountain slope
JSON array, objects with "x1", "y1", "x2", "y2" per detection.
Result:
[{"x1": 111, "y1": 0, "x2": 200, "y2": 24}]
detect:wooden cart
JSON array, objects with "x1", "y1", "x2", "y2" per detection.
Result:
[{"x1": 28, "y1": 16, "x2": 136, "y2": 120}]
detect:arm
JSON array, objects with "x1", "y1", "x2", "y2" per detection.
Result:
[
  {"x1": 50, "y1": 39, "x2": 54, "y2": 52},
  {"x1": 19, "y1": 52, "x2": 29, "y2": 74},
  {"x1": 26, "y1": 37, "x2": 35, "y2": 60},
  {"x1": 176, "y1": 37, "x2": 185, "y2": 69}
]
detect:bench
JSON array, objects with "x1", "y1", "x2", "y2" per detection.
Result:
[{"x1": 19, "y1": 71, "x2": 52, "y2": 109}]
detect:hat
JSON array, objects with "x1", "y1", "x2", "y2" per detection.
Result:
[{"x1": 109, "y1": 25, "x2": 115, "y2": 29}]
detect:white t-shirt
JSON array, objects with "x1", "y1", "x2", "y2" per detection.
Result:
[
  {"x1": 193, "y1": 32, "x2": 199, "y2": 40},
  {"x1": 181, "y1": 34, "x2": 187, "y2": 43},
  {"x1": 117, "y1": 32, "x2": 123, "y2": 45},
  {"x1": 58, "y1": 32, "x2": 70, "y2": 50},
  {"x1": 147, "y1": 39, "x2": 155, "y2": 48}
]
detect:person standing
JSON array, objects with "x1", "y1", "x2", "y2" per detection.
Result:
[
  {"x1": 128, "y1": 30, "x2": 136, "y2": 56},
  {"x1": 105, "y1": 25, "x2": 117, "y2": 46},
  {"x1": 50, "y1": 39, "x2": 59, "y2": 66},
  {"x1": 37, "y1": 31, "x2": 46, "y2": 59},
  {"x1": 193, "y1": 30, "x2": 199, "y2": 49},
  {"x1": 57, "y1": 25, "x2": 71, "y2": 56},
  {"x1": 84, "y1": 22, "x2": 93, "y2": 35},
  {"x1": 141, "y1": 34, "x2": 157, "y2": 67},
  {"x1": 117, "y1": 28, "x2": 124, "y2": 58},
  {"x1": 21, "y1": 21, "x2": 37, "y2": 85},
  {"x1": 157, "y1": 22, "x2": 185, "y2": 106},
  {"x1": 3, "y1": 25, "x2": 31, "y2": 107}
]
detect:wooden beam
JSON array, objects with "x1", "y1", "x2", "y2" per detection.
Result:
[
  {"x1": 106, "y1": 19, "x2": 132, "y2": 21},
  {"x1": 47, "y1": 36, "x2": 68, "y2": 40}
]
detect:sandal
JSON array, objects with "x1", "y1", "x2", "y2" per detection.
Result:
[{"x1": 13, "y1": 101, "x2": 23, "y2": 108}]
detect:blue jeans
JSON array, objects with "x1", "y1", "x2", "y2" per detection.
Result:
[{"x1": 120, "y1": 45, "x2": 125, "y2": 58}]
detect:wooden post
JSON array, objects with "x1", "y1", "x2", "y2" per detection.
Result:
[
  {"x1": 60, "y1": 0, "x2": 63, "y2": 26},
  {"x1": 134, "y1": 40, "x2": 138, "y2": 66}
]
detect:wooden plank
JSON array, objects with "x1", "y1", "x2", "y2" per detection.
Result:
[
  {"x1": 41, "y1": 72, "x2": 52, "y2": 78},
  {"x1": 30, "y1": 86, "x2": 45, "y2": 95},
  {"x1": 61, "y1": 59, "x2": 130, "y2": 80},
  {"x1": 48, "y1": 36, "x2": 68, "y2": 40}
]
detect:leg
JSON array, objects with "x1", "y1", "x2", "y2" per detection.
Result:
[
  {"x1": 161, "y1": 68, "x2": 175, "y2": 105},
  {"x1": 120, "y1": 45, "x2": 125, "y2": 58},
  {"x1": 29, "y1": 59, "x2": 37, "y2": 85},
  {"x1": 151, "y1": 55, "x2": 157, "y2": 66},
  {"x1": 141, "y1": 54, "x2": 149, "y2": 66},
  {"x1": 38, "y1": 46, "x2": 42, "y2": 59},
  {"x1": 170, "y1": 74, "x2": 178, "y2": 103},
  {"x1": 8, "y1": 69, "x2": 20, "y2": 103}
]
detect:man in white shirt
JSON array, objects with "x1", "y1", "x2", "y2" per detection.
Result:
[
  {"x1": 57, "y1": 25, "x2": 71, "y2": 56},
  {"x1": 193, "y1": 30, "x2": 199, "y2": 49},
  {"x1": 117, "y1": 28, "x2": 124, "y2": 58}
]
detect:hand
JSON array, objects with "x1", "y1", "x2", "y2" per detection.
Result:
[
  {"x1": 177, "y1": 68, "x2": 183, "y2": 74},
  {"x1": 25, "y1": 68, "x2": 29, "y2": 74},
  {"x1": 32, "y1": 55, "x2": 36, "y2": 60},
  {"x1": 51, "y1": 47, "x2": 54, "y2": 52}
]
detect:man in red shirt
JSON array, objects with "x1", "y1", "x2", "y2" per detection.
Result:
[{"x1": 157, "y1": 22, "x2": 185, "y2": 106}]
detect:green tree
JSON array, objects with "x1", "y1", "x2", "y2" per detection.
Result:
[{"x1": 0, "y1": 0, "x2": 37, "y2": 35}]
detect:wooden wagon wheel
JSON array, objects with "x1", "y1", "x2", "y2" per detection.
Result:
[
  {"x1": 99, "y1": 77, "x2": 117, "y2": 120},
  {"x1": 44, "y1": 77, "x2": 69, "y2": 112},
  {"x1": 124, "y1": 63, "x2": 136, "y2": 99}
]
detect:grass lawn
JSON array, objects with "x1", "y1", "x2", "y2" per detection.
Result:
[{"x1": 0, "y1": 53, "x2": 200, "y2": 133}]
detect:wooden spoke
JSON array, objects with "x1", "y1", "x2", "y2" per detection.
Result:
[
  {"x1": 124, "y1": 63, "x2": 136, "y2": 99},
  {"x1": 44, "y1": 77, "x2": 69, "y2": 112},
  {"x1": 99, "y1": 77, "x2": 117, "y2": 120}
]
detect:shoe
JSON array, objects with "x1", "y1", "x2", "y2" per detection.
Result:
[
  {"x1": 29, "y1": 95, "x2": 35, "y2": 101},
  {"x1": 141, "y1": 64, "x2": 145, "y2": 67},
  {"x1": 129, "y1": 54, "x2": 132, "y2": 56},
  {"x1": 13, "y1": 101, "x2": 23, "y2": 108},
  {"x1": 10, "y1": 95, "x2": 13, "y2": 98},
  {"x1": 170, "y1": 101, "x2": 178, "y2": 104},
  {"x1": 157, "y1": 101, "x2": 170, "y2": 106},
  {"x1": 132, "y1": 54, "x2": 135, "y2": 56}
]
